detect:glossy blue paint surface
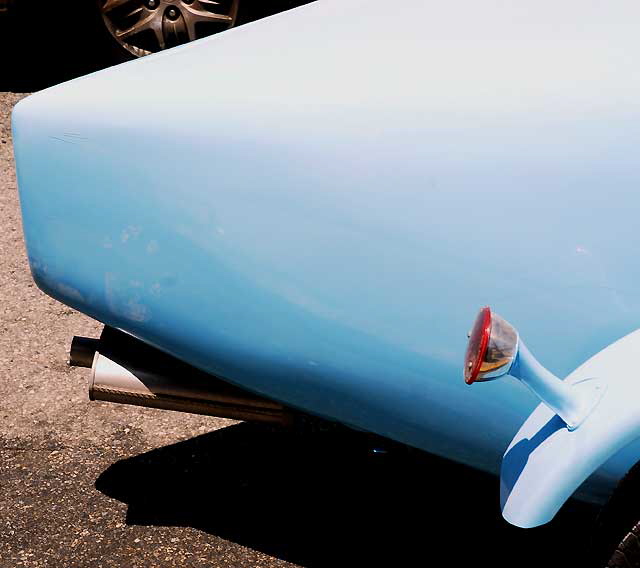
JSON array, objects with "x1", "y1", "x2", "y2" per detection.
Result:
[{"x1": 12, "y1": 0, "x2": 640, "y2": 501}]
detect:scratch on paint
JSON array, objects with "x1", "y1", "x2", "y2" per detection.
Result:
[
  {"x1": 63, "y1": 133, "x2": 89, "y2": 140},
  {"x1": 49, "y1": 136, "x2": 74, "y2": 145},
  {"x1": 49, "y1": 133, "x2": 90, "y2": 144}
]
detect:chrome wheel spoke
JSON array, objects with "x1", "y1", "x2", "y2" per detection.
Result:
[
  {"x1": 152, "y1": 20, "x2": 167, "y2": 49},
  {"x1": 102, "y1": 0, "x2": 136, "y2": 12},
  {"x1": 122, "y1": 5, "x2": 145, "y2": 19},
  {"x1": 182, "y1": 4, "x2": 232, "y2": 39},
  {"x1": 115, "y1": 12, "x2": 156, "y2": 40},
  {"x1": 99, "y1": 0, "x2": 239, "y2": 57},
  {"x1": 182, "y1": 5, "x2": 233, "y2": 24}
]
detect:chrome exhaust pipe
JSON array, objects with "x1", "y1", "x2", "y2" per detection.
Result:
[{"x1": 70, "y1": 327, "x2": 295, "y2": 426}]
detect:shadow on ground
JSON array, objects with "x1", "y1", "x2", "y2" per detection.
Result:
[
  {"x1": 0, "y1": 0, "x2": 315, "y2": 93},
  {"x1": 96, "y1": 422, "x2": 599, "y2": 567}
]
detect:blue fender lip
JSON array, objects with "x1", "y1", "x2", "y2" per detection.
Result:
[{"x1": 500, "y1": 330, "x2": 640, "y2": 528}]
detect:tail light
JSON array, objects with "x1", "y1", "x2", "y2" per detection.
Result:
[
  {"x1": 464, "y1": 307, "x2": 604, "y2": 430},
  {"x1": 464, "y1": 306, "x2": 518, "y2": 384}
]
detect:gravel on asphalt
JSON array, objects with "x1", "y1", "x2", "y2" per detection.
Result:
[{"x1": 0, "y1": 91, "x2": 295, "y2": 568}]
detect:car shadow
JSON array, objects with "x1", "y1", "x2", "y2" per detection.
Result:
[{"x1": 95, "y1": 422, "x2": 599, "y2": 567}]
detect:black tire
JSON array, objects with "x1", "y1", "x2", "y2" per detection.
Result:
[{"x1": 591, "y1": 463, "x2": 640, "y2": 567}]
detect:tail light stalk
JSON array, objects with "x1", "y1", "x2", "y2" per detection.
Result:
[{"x1": 464, "y1": 307, "x2": 605, "y2": 430}]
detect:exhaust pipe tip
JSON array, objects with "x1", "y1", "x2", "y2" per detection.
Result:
[
  {"x1": 69, "y1": 336, "x2": 99, "y2": 368},
  {"x1": 71, "y1": 326, "x2": 297, "y2": 426}
]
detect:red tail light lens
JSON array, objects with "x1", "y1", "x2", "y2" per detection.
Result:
[
  {"x1": 464, "y1": 306, "x2": 519, "y2": 384},
  {"x1": 464, "y1": 306, "x2": 492, "y2": 384}
]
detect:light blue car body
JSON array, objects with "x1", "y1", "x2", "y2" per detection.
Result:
[{"x1": 12, "y1": 0, "x2": 640, "y2": 510}]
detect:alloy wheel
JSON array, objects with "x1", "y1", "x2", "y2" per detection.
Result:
[{"x1": 98, "y1": 0, "x2": 239, "y2": 57}]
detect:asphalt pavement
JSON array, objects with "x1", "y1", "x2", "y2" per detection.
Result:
[
  {"x1": 0, "y1": 92, "x2": 299, "y2": 566},
  {"x1": 0, "y1": 70, "x2": 604, "y2": 568}
]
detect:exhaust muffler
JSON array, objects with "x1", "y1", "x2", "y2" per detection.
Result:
[{"x1": 70, "y1": 326, "x2": 295, "y2": 426}]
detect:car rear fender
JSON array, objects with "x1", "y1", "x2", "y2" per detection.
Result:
[{"x1": 501, "y1": 329, "x2": 640, "y2": 528}]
